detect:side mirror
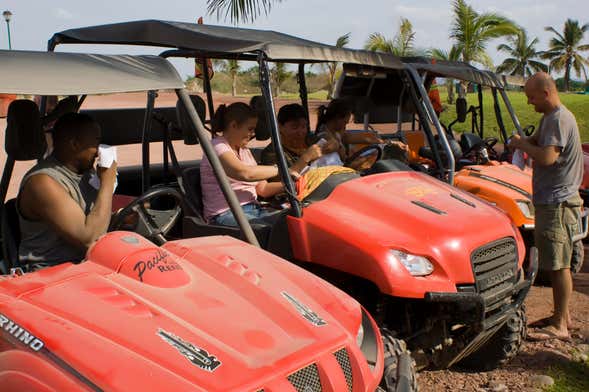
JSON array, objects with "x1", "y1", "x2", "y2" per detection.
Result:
[{"x1": 456, "y1": 97, "x2": 467, "y2": 123}]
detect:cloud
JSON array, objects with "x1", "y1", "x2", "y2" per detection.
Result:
[{"x1": 53, "y1": 8, "x2": 75, "y2": 20}]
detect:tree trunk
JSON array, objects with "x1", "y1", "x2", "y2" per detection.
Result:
[
  {"x1": 327, "y1": 64, "x2": 336, "y2": 99},
  {"x1": 232, "y1": 72, "x2": 237, "y2": 96},
  {"x1": 458, "y1": 81, "x2": 468, "y2": 98},
  {"x1": 446, "y1": 79, "x2": 455, "y2": 104},
  {"x1": 564, "y1": 58, "x2": 571, "y2": 92}
]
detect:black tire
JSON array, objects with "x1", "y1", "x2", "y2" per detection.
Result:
[
  {"x1": 459, "y1": 306, "x2": 527, "y2": 371},
  {"x1": 380, "y1": 335, "x2": 418, "y2": 392}
]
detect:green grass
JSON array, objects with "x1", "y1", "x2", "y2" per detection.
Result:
[
  {"x1": 438, "y1": 90, "x2": 589, "y2": 142},
  {"x1": 546, "y1": 358, "x2": 589, "y2": 392},
  {"x1": 279, "y1": 90, "x2": 329, "y2": 100}
]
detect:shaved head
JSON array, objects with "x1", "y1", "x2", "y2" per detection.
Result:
[
  {"x1": 524, "y1": 72, "x2": 561, "y2": 114},
  {"x1": 525, "y1": 72, "x2": 557, "y2": 93}
]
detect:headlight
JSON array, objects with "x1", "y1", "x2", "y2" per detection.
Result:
[
  {"x1": 356, "y1": 322, "x2": 365, "y2": 348},
  {"x1": 516, "y1": 200, "x2": 534, "y2": 219},
  {"x1": 389, "y1": 250, "x2": 434, "y2": 276}
]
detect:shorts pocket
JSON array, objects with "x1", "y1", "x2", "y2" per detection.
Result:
[{"x1": 542, "y1": 229, "x2": 566, "y2": 243}]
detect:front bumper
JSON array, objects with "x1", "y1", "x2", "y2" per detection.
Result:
[{"x1": 423, "y1": 246, "x2": 538, "y2": 367}]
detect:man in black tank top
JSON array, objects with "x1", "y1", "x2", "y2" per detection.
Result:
[{"x1": 18, "y1": 113, "x2": 117, "y2": 266}]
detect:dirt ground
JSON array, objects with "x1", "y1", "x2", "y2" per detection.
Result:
[
  {"x1": 419, "y1": 257, "x2": 589, "y2": 391},
  {"x1": 2, "y1": 93, "x2": 588, "y2": 390}
]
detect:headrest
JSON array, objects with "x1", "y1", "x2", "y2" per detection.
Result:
[
  {"x1": 43, "y1": 96, "x2": 79, "y2": 125},
  {"x1": 176, "y1": 95, "x2": 206, "y2": 145},
  {"x1": 460, "y1": 132, "x2": 484, "y2": 154},
  {"x1": 250, "y1": 95, "x2": 271, "y2": 141},
  {"x1": 5, "y1": 100, "x2": 47, "y2": 160}
]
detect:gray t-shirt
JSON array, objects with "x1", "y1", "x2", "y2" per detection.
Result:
[
  {"x1": 17, "y1": 155, "x2": 98, "y2": 265},
  {"x1": 532, "y1": 105, "x2": 583, "y2": 204}
]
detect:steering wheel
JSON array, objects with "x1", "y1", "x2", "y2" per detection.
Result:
[
  {"x1": 483, "y1": 136, "x2": 498, "y2": 150},
  {"x1": 109, "y1": 187, "x2": 184, "y2": 245},
  {"x1": 522, "y1": 125, "x2": 535, "y2": 137},
  {"x1": 344, "y1": 144, "x2": 383, "y2": 169}
]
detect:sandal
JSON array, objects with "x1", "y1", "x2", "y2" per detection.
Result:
[{"x1": 527, "y1": 325, "x2": 571, "y2": 342}]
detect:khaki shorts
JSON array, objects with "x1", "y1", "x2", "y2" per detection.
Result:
[{"x1": 534, "y1": 194, "x2": 583, "y2": 271}]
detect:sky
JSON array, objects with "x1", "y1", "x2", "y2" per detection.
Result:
[{"x1": 0, "y1": 0, "x2": 588, "y2": 79}]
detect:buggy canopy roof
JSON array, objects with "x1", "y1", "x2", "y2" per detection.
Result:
[
  {"x1": 50, "y1": 19, "x2": 404, "y2": 69},
  {"x1": 402, "y1": 57, "x2": 504, "y2": 89},
  {"x1": 0, "y1": 49, "x2": 184, "y2": 95}
]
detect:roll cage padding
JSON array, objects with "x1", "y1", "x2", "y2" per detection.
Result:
[{"x1": 80, "y1": 107, "x2": 179, "y2": 146}]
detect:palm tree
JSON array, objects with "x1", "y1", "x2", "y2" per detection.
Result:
[
  {"x1": 207, "y1": 0, "x2": 283, "y2": 24},
  {"x1": 365, "y1": 18, "x2": 416, "y2": 56},
  {"x1": 450, "y1": 0, "x2": 519, "y2": 68},
  {"x1": 431, "y1": 46, "x2": 461, "y2": 103},
  {"x1": 325, "y1": 32, "x2": 350, "y2": 99},
  {"x1": 450, "y1": 0, "x2": 519, "y2": 97},
  {"x1": 542, "y1": 19, "x2": 589, "y2": 91},
  {"x1": 222, "y1": 59, "x2": 240, "y2": 96},
  {"x1": 496, "y1": 30, "x2": 548, "y2": 77}
]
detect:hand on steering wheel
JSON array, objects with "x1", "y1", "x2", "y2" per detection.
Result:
[
  {"x1": 483, "y1": 136, "x2": 498, "y2": 150},
  {"x1": 109, "y1": 187, "x2": 184, "y2": 245}
]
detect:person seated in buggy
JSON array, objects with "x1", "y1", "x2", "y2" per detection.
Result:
[
  {"x1": 200, "y1": 102, "x2": 306, "y2": 227},
  {"x1": 260, "y1": 103, "x2": 336, "y2": 172},
  {"x1": 314, "y1": 99, "x2": 409, "y2": 170},
  {"x1": 17, "y1": 111, "x2": 117, "y2": 269}
]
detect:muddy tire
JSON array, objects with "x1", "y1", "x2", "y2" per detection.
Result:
[
  {"x1": 379, "y1": 334, "x2": 418, "y2": 392},
  {"x1": 459, "y1": 306, "x2": 527, "y2": 371}
]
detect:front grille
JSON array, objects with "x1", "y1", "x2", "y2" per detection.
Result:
[
  {"x1": 287, "y1": 363, "x2": 322, "y2": 392},
  {"x1": 334, "y1": 348, "x2": 353, "y2": 392},
  {"x1": 471, "y1": 238, "x2": 517, "y2": 320},
  {"x1": 285, "y1": 347, "x2": 356, "y2": 392}
]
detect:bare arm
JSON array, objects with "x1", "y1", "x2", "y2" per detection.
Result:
[
  {"x1": 218, "y1": 151, "x2": 279, "y2": 181},
  {"x1": 20, "y1": 164, "x2": 117, "y2": 250},
  {"x1": 256, "y1": 181, "x2": 284, "y2": 198},
  {"x1": 509, "y1": 135, "x2": 560, "y2": 166},
  {"x1": 289, "y1": 144, "x2": 324, "y2": 173}
]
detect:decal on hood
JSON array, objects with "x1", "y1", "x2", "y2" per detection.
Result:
[
  {"x1": 0, "y1": 313, "x2": 44, "y2": 351},
  {"x1": 281, "y1": 291, "x2": 327, "y2": 327},
  {"x1": 405, "y1": 185, "x2": 438, "y2": 198},
  {"x1": 133, "y1": 249, "x2": 183, "y2": 282},
  {"x1": 157, "y1": 329, "x2": 221, "y2": 372}
]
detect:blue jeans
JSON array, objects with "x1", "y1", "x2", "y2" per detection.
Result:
[{"x1": 211, "y1": 203, "x2": 281, "y2": 227}]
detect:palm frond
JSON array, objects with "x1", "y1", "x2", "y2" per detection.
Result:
[
  {"x1": 450, "y1": 0, "x2": 519, "y2": 64},
  {"x1": 364, "y1": 32, "x2": 394, "y2": 53},
  {"x1": 207, "y1": 0, "x2": 282, "y2": 24},
  {"x1": 528, "y1": 60, "x2": 549, "y2": 73},
  {"x1": 336, "y1": 32, "x2": 351, "y2": 48}
]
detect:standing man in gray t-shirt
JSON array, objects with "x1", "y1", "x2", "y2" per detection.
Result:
[{"x1": 509, "y1": 72, "x2": 583, "y2": 340}]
